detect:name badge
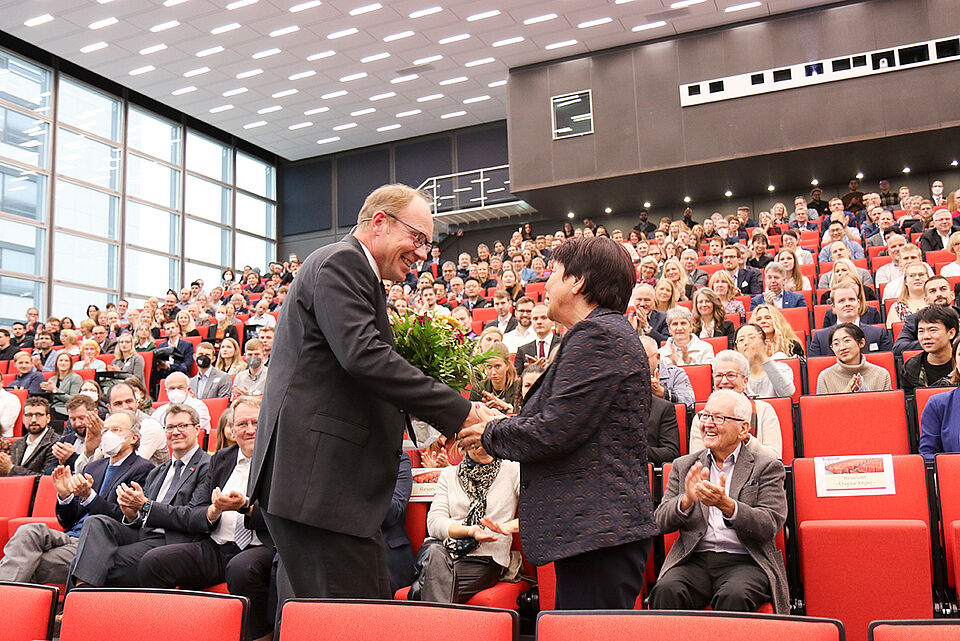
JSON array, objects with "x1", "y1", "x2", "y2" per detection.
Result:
[{"x1": 869, "y1": 343, "x2": 878, "y2": 350}]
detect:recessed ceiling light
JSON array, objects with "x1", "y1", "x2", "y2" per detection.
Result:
[
  {"x1": 467, "y1": 9, "x2": 500, "y2": 21},
  {"x1": 567, "y1": 212, "x2": 575, "y2": 219},
  {"x1": 351, "y1": 108, "x2": 376, "y2": 116},
  {"x1": 417, "y1": 93, "x2": 443, "y2": 102},
  {"x1": 290, "y1": 0, "x2": 322, "y2": 11},
  {"x1": 439, "y1": 34, "x2": 470, "y2": 45},
  {"x1": 288, "y1": 121, "x2": 313, "y2": 130},
  {"x1": 725, "y1": 1, "x2": 762, "y2": 11},
  {"x1": 671, "y1": 0, "x2": 706, "y2": 7},
  {"x1": 339, "y1": 72, "x2": 367, "y2": 82},
  {"x1": 615, "y1": 0, "x2": 635, "y2": 3},
  {"x1": 223, "y1": 87, "x2": 248, "y2": 97},
  {"x1": 378, "y1": 124, "x2": 401, "y2": 132},
  {"x1": 855, "y1": 172, "x2": 864, "y2": 179},
  {"x1": 361, "y1": 52, "x2": 390, "y2": 63},
  {"x1": 383, "y1": 31, "x2": 415, "y2": 42},
  {"x1": 209, "y1": 104, "x2": 234, "y2": 113},
  {"x1": 724, "y1": 190, "x2": 733, "y2": 197},
  {"x1": 237, "y1": 68, "x2": 263, "y2": 78},
  {"x1": 171, "y1": 86, "x2": 197, "y2": 95},
  {"x1": 493, "y1": 36, "x2": 523, "y2": 47},
  {"x1": 767, "y1": 184, "x2": 776, "y2": 191},
  {"x1": 643, "y1": 201, "x2": 652, "y2": 208},
  {"x1": 545, "y1": 40, "x2": 577, "y2": 50},
  {"x1": 328, "y1": 27, "x2": 358, "y2": 39},
  {"x1": 369, "y1": 91, "x2": 396, "y2": 101},
  {"x1": 139, "y1": 44, "x2": 167, "y2": 55},
  {"x1": 333, "y1": 122, "x2": 357, "y2": 130},
  {"x1": 243, "y1": 121, "x2": 268, "y2": 129},
  {"x1": 578, "y1": 17, "x2": 612, "y2": 28},
  {"x1": 396, "y1": 109, "x2": 421, "y2": 117},
  {"x1": 391, "y1": 74, "x2": 418, "y2": 84},
  {"x1": 226, "y1": 0, "x2": 259, "y2": 9},
  {"x1": 683, "y1": 196, "x2": 692, "y2": 203},
  {"x1": 414, "y1": 55, "x2": 443, "y2": 65},
  {"x1": 604, "y1": 207, "x2": 613, "y2": 213},
  {"x1": 409, "y1": 6, "x2": 442, "y2": 18},
  {"x1": 184, "y1": 66, "x2": 210, "y2": 77},
  {"x1": 80, "y1": 42, "x2": 108, "y2": 53},
  {"x1": 252, "y1": 48, "x2": 281, "y2": 58},
  {"x1": 463, "y1": 95, "x2": 489, "y2": 104},
  {"x1": 151, "y1": 20, "x2": 180, "y2": 32},
  {"x1": 633, "y1": 21, "x2": 666, "y2": 31},
  {"x1": 902, "y1": 166, "x2": 911, "y2": 174},
  {"x1": 307, "y1": 50, "x2": 335, "y2": 61},
  {"x1": 322, "y1": 90, "x2": 348, "y2": 99},
  {"x1": 524, "y1": 13, "x2": 557, "y2": 24},
  {"x1": 163, "y1": 0, "x2": 190, "y2": 5},
  {"x1": 272, "y1": 88, "x2": 298, "y2": 98},
  {"x1": 304, "y1": 107, "x2": 329, "y2": 115},
  {"x1": 288, "y1": 70, "x2": 316, "y2": 80},
  {"x1": 488, "y1": 80, "x2": 506, "y2": 87},
  {"x1": 258, "y1": 105, "x2": 282, "y2": 114},
  {"x1": 317, "y1": 136, "x2": 340, "y2": 144},
  {"x1": 129, "y1": 65, "x2": 155, "y2": 76},
  {"x1": 211, "y1": 23, "x2": 241, "y2": 35},
  {"x1": 439, "y1": 76, "x2": 467, "y2": 85},
  {"x1": 953, "y1": 160, "x2": 959, "y2": 167},
  {"x1": 465, "y1": 57, "x2": 495, "y2": 67},
  {"x1": 441, "y1": 110, "x2": 466, "y2": 119},
  {"x1": 350, "y1": 3, "x2": 382, "y2": 15},
  {"x1": 810, "y1": 178, "x2": 819, "y2": 185},
  {"x1": 89, "y1": 17, "x2": 118, "y2": 29},
  {"x1": 197, "y1": 46, "x2": 224, "y2": 57},
  {"x1": 270, "y1": 25, "x2": 300, "y2": 37}
]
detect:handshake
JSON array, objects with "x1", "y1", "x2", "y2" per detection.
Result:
[{"x1": 456, "y1": 402, "x2": 506, "y2": 453}]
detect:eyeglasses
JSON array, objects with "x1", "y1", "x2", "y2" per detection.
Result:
[
  {"x1": 712, "y1": 371, "x2": 745, "y2": 381},
  {"x1": 697, "y1": 411, "x2": 744, "y2": 425},
  {"x1": 165, "y1": 422, "x2": 196, "y2": 433},
  {"x1": 385, "y1": 213, "x2": 433, "y2": 251}
]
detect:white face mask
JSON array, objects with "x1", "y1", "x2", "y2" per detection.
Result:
[
  {"x1": 933, "y1": 186, "x2": 944, "y2": 196},
  {"x1": 81, "y1": 390, "x2": 99, "y2": 401},
  {"x1": 215, "y1": 313, "x2": 226, "y2": 322},
  {"x1": 167, "y1": 388, "x2": 188, "y2": 404},
  {"x1": 100, "y1": 430, "x2": 125, "y2": 457}
]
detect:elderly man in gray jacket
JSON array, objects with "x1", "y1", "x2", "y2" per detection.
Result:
[{"x1": 649, "y1": 389, "x2": 789, "y2": 614}]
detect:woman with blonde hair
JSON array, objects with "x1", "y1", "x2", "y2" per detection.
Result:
[
  {"x1": 750, "y1": 304, "x2": 804, "y2": 359},
  {"x1": 637, "y1": 256, "x2": 659, "y2": 287},
  {"x1": 821, "y1": 258, "x2": 876, "y2": 302},
  {"x1": 887, "y1": 262, "x2": 928, "y2": 327},
  {"x1": 78, "y1": 318, "x2": 96, "y2": 341},
  {"x1": 941, "y1": 231, "x2": 960, "y2": 277},
  {"x1": 111, "y1": 332, "x2": 146, "y2": 384},
  {"x1": 661, "y1": 258, "x2": 691, "y2": 301},
  {"x1": 653, "y1": 278, "x2": 678, "y2": 313},
  {"x1": 475, "y1": 327, "x2": 505, "y2": 355},
  {"x1": 215, "y1": 337, "x2": 246, "y2": 376},
  {"x1": 134, "y1": 323, "x2": 156, "y2": 352},
  {"x1": 709, "y1": 270, "x2": 745, "y2": 318},
  {"x1": 468, "y1": 342, "x2": 521, "y2": 415},
  {"x1": 176, "y1": 309, "x2": 200, "y2": 338},
  {"x1": 777, "y1": 249, "x2": 811, "y2": 292},
  {"x1": 77, "y1": 339, "x2": 107, "y2": 371},
  {"x1": 59, "y1": 329, "x2": 81, "y2": 356},
  {"x1": 692, "y1": 287, "x2": 736, "y2": 346}
]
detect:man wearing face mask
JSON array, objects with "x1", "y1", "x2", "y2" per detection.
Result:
[
  {"x1": 190, "y1": 342, "x2": 232, "y2": 399},
  {"x1": 232, "y1": 339, "x2": 267, "y2": 400},
  {"x1": 152, "y1": 372, "x2": 212, "y2": 433},
  {"x1": 108, "y1": 382, "x2": 169, "y2": 467},
  {"x1": 0, "y1": 410, "x2": 153, "y2": 585}
]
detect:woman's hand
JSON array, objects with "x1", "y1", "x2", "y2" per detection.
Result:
[
  {"x1": 39, "y1": 379, "x2": 55, "y2": 392},
  {"x1": 845, "y1": 373, "x2": 863, "y2": 393},
  {"x1": 480, "y1": 517, "x2": 518, "y2": 536},
  {"x1": 467, "y1": 524, "x2": 500, "y2": 543}
]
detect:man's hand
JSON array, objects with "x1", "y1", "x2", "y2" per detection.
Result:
[
  {"x1": 680, "y1": 462, "x2": 707, "y2": 512},
  {"x1": 523, "y1": 354, "x2": 547, "y2": 368},
  {"x1": 116, "y1": 482, "x2": 147, "y2": 511},
  {"x1": 458, "y1": 403, "x2": 505, "y2": 450},
  {"x1": 696, "y1": 472, "x2": 735, "y2": 518},
  {"x1": 52, "y1": 465, "x2": 73, "y2": 499},
  {"x1": 52, "y1": 441, "x2": 76, "y2": 464},
  {"x1": 84, "y1": 412, "x2": 104, "y2": 456},
  {"x1": 650, "y1": 374, "x2": 665, "y2": 398},
  {"x1": 0, "y1": 452, "x2": 11, "y2": 476},
  {"x1": 68, "y1": 473, "x2": 95, "y2": 500},
  {"x1": 206, "y1": 486, "x2": 248, "y2": 522},
  {"x1": 763, "y1": 289, "x2": 776, "y2": 305}
]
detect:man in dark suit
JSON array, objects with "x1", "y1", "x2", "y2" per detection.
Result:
[
  {"x1": 680, "y1": 249, "x2": 708, "y2": 288},
  {"x1": 0, "y1": 410, "x2": 153, "y2": 584},
  {"x1": 750, "y1": 263, "x2": 807, "y2": 310},
  {"x1": 514, "y1": 304, "x2": 558, "y2": 378},
  {"x1": 1, "y1": 396, "x2": 58, "y2": 476},
  {"x1": 91, "y1": 325, "x2": 116, "y2": 355},
  {"x1": 139, "y1": 397, "x2": 275, "y2": 641},
  {"x1": 483, "y1": 290, "x2": 518, "y2": 333},
  {"x1": 809, "y1": 283, "x2": 891, "y2": 356},
  {"x1": 156, "y1": 318, "x2": 194, "y2": 379},
  {"x1": 721, "y1": 246, "x2": 762, "y2": 296},
  {"x1": 67, "y1": 403, "x2": 211, "y2": 588},
  {"x1": 918, "y1": 209, "x2": 958, "y2": 256},
  {"x1": 646, "y1": 395, "x2": 681, "y2": 466},
  {"x1": 460, "y1": 277, "x2": 489, "y2": 312},
  {"x1": 629, "y1": 284, "x2": 670, "y2": 344},
  {"x1": 649, "y1": 389, "x2": 789, "y2": 614},
  {"x1": 248, "y1": 184, "x2": 481, "y2": 602},
  {"x1": 190, "y1": 342, "x2": 233, "y2": 399}
]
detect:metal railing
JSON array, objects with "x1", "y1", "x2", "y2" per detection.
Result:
[{"x1": 418, "y1": 164, "x2": 515, "y2": 216}]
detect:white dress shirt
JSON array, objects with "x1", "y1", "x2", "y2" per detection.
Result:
[
  {"x1": 21, "y1": 427, "x2": 50, "y2": 464},
  {"x1": 210, "y1": 450, "x2": 261, "y2": 547},
  {"x1": 503, "y1": 325, "x2": 534, "y2": 352},
  {"x1": 0, "y1": 388, "x2": 20, "y2": 438}
]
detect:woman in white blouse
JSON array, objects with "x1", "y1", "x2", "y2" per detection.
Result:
[{"x1": 659, "y1": 306, "x2": 716, "y2": 366}]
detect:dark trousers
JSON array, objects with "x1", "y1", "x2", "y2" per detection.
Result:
[
  {"x1": 415, "y1": 541, "x2": 501, "y2": 603},
  {"x1": 648, "y1": 552, "x2": 771, "y2": 612},
  {"x1": 68, "y1": 514, "x2": 165, "y2": 588},
  {"x1": 553, "y1": 538, "x2": 652, "y2": 610},
  {"x1": 264, "y1": 512, "x2": 391, "y2": 605},
  {"x1": 138, "y1": 537, "x2": 276, "y2": 639}
]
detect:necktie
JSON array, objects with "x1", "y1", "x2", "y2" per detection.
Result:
[
  {"x1": 538, "y1": 340, "x2": 545, "y2": 359},
  {"x1": 233, "y1": 458, "x2": 254, "y2": 549},
  {"x1": 101, "y1": 464, "x2": 119, "y2": 493},
  {"x1": 161, "y1": 460, "x2": 184, "y2": 504}
]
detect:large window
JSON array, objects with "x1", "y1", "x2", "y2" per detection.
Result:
[{"x1": 0, "y1": 48, "x2": 276, "y2": 321}]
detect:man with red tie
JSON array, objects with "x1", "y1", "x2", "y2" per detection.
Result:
[{"x1": 514, "y1": 304, "x2": 558, "y2": 377}]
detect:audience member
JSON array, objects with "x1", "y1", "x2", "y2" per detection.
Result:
[
  {"x1": 232, "y1": 339, "x2": 268, "y2": 399},
  {"x1": 8, "y1": 351, "x2": 45, "y2": 393},
  {"x1": 919, "y1": 343, "x2": 960, "y2": 460},
  {"x1": 629, "y1": 284, "x2": 669, "y2": 343},
  {"x1": 0, "y1": 328, "x2": 20, "y2": 361},
  {"x1": 901, "y1": 304, "x2": 959, "y2": 395},
  {"x1": 0, "y1": 397, "x2": 57, "y2": 476},
  {"x1": 502, "y1": 297, "x2": 535, "y2": 352},
  {"x1": 156, "y1": 319, "x2": 195, "y2": 379},
  {"x1": 469, "y1": 343, "x2": 521, "y2": 415},
  {"x1": 881, "y1": 243, "x2": 928, "y2": 300},
  {"x1": 52, "y1": 395, "x2": 100, "y2": 472},
  {"x1": 640, "y1": 336, "x2": 695, "y2": 408},
  {"x1": 750, "y1": 305, "x2": 805, "y2": 359},
  {"x1": 645, "y1": 395, "x2": 682, "y2": 466},
  {"x1": 809, "y1": 282, "x2": 891, "y2": 356},
  {"x1": 110, "y1": 333, "x2": 146, "y2": 384},
  {"x1": 383, "y1": 450, "x2": 414, "y2": 594},
  {"x1": 815, "y1": 324, "x2": 892, "y2": 394},
  {"x1": 887, "y1": 262, "x2": 929, "y2": 327},
  {"x1": 134, "y1": 323, "x2": 156, "y2": 352},
  {"x1": 893, "y1": 276, "x2": 959, "y2": 356},
  {"x1": 153, "y1": 372, "x2": 212, "y2": 432},
  {"x1": 190, "y1": 342, "x2": 232, "y2": 399},
  {"x1": 692, "y1": 288, "x2": 736, "y2": 348},
  {"x1": 41, "y1": 351, "x2": 83, "y2": 417},
  {"x1": 750, "y1": 262, "x2": 806, "y2": 310},
  {"x1": 661, "y1": 307, "x2": 715, "y2": 366},
  {"x1": 485, "y1": 290, "x2": 516, "y2": 333},
  {"x1": 107, "y1": 382, "x2": 169, "y2": 466},
  {"x1": 734, "y1": 324, "x2": 796, "y2": 399},
  {"x1": 514, "y1": 304, "x2": 557, "y2": 378},
  {"x1": 919, "y1": 208, "x2": 958, "y2": 254},
  {"x1": 0, "y1": 386, "x2": 19, "y2": 438},
  {"x1": 215, "y1": 337, "x2": 245, "y2": 376}
]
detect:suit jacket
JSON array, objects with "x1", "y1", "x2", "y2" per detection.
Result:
[
  {"x1": 190, "y1": 368, "x2": 233, "y2": 399},
  {"x1": 750, "y1": 290, "x2": 807, "y2": 310},
  {"x1": 687, "y1": 269, "x2": 709, "y2": 289},
  {"x1": 461, "y1": 296, "x2": 489, "y2": 312},
  {"x1": 157, "y1": 337, "x2": 194, "y2": 377},
  {"x1": 204, "y1": 323, "x2": 240, "y2": 346},
  {"x1": 514, "y1": 333, "x2": 560, "y2": 378},
  {"x1": 196, "y1": 444, "x2": 273, "y2": 545},
  {"x1": 809, "y1": 322, "x2": 892, "y2": 357},
  {"x1": 919, "y1": 227, "x2": 958, "y2": 255},
  {"x1": 98, "y1": 338, "x2": 117, "y2": 355},
  {"x1": 382, "y1": 452, "x2": 413, "y2": 593},
  {"x1": 482, "y1": 307, "x2": 658, "y2": 565},
  {"x1": 732, "y1": 268, "x2": 763, "y2": 295},
  {"x1": 484, "y1": 316, "x2": 518, "y2": 334},
  {"x1": 648, "y1": 309, "x2": 669, "y2": 342},
  {"x1": 646, "y1": 396, "x2": 681, "y2": 466},
  {"x1": 56, "y1": 454, "x2": 154, "y2": 530},
  {"x1": 656, "y1": 447, "x2": 789, "y2": 614},
  {"x1": 132, "y1": 447, "x2": 211, "y2": 544},
  {"x1": 8, "y1": 429, "x2": 59, "y2": 476},
  {"x1": 249, "y1": 235, "x2": 471, "y2": 537}
]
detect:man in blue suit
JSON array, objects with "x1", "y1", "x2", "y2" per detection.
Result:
[
  {"x1": 750, "y1": 263, "x2": 807, "y2": 310},
  {"x1": 809, "y1": 283, "x2": 892, "y2": 357},
  {"x1": 156, "y1": 318, "x2": 194, "y2": 379},
  {"x1": 722, "y1": 246, "x2": 763, "y2": 296}
]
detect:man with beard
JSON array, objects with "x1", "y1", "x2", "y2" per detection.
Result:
[{"x1": 0, "y1": 396, "x2": 58, "y2": 476}]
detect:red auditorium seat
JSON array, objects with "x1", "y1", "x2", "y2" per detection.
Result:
[
  {"x1": 8, "y1": 475, "x2": 62, "y2": 540},
  {"x1": 0, "y1": 360, "x2": 7, "y2": 375},
  {"x1": 679, "y1": 364, "x2": 712, "y2": 403},
  {"x1": 675, "y1": 403, "x2": 687, "y2": 456},
  {"x1": 525, "y1": 282, "x2": 546, "y2": 299},
  {"x1": 0, "y1": 476, "x2": 38, "y2": 560},
  {"x1": 0, "y1": 581, "x2": 58, "y2": 641},
  {"x1": 140, "y1": 349, "x2": 153, "y2": 391},
  {"x1": 277, "y1": 599, "x2": 517, "y2": 641},
  {"x1": 798, "y1": 390, "x2": 909, "y2": 457},
  {"x1": 472, "y1": 307, "x2": 497, "y2": 324},
  {"x1": 536, "y1": 611, "x2": 843, "y2": 641},
  {"x1": 924, "y1": 249, "x2": 953, "y2": 265},
  {"x1": 702, "y1": 336, "x2": 729, "y2": 353},
  {"x1": 202, "y1": 398, "x2": 231, "y2": 452},
  {"x1": 793, "y1": 456, "x2": 933, "y2": 641},
  {"x1": 916, "y1": 386, "x2": 955, "y2": 429},
  {"x1": 780, "y1": 357, "x2": 803, "y2": 402},
  {"x1": 59, "y1": 588, "x2": 249, "y2": 641},
  {"x1": 10, "y1": 388, "x2": 27, "y2": 436},
  {"x1": 935, "y1": 455, "x2": 960, "y2": 604},
  {"x1": 868, "y1": 619, "x2": 960, "y2": 640}
]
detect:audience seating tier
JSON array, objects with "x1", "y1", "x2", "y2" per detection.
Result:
[{"x1": 797, "y1": 390, "x2": 909, "y2": 457}]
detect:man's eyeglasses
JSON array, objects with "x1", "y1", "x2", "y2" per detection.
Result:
[
  {"x1": 165, "y1": 423, "x2": 196, "y2": 433},
  {"x1": 385, "y1": 213, "x2": 433, "y2": 251},
  {"x1": 696, "y1": 412, "x2": 744, "y2": 425}
]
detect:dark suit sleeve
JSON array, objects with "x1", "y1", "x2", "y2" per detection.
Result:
[
  {"x1": 143, "y1": 460, "x2": 212, "y2": 534},
  {"x1": 808, "y1": 330, "x2": 828, "y2": 357},
  {"x1": 893, "y1": 318, "x2": 920, "y2": 357},
  {"x1": 170, "y1": 341, "x2": 194, "y2": 375},
  {"x1": 82, "y1": 460, "x2": 155, "y2": 522},
  {"x1": 382, "y1": 453, "x2": 412, "y2": 528},
  {"x1": 647, "y1": 402, "x2": 680, "y2": 466},
  {"x1": 312, "y1": 252, "x2": 471, "y2": 437},
  {"x1": 514, "y1": 344, "x2": 529, "y2": 378}
]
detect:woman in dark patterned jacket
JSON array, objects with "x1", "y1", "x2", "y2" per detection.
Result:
[{"x1": 459, "y1": 236, "x2": 658, "y2": 610}]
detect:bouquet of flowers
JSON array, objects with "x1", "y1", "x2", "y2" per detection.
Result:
[{"x1": 390, "y1": 311, "x2": 489, "y2": 393}]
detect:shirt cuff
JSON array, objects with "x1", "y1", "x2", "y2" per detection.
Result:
[
  {"x1": 676, "y1": 496, "x2": 694, "y2": 517},
  {"x1": 57, "y1": 493, "x2": 75, "y2": 505},
  {"x1": 723, "y1": 500, "x2": 739, "y2": 524},
  {"x1": 79, "y1": 490, "x2": 97, "y2": 506}
]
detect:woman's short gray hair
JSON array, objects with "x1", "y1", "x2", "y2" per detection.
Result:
[
  {"x1": 714, "y1": 349, "x2": 750, "y2": 376},
  {"x1": 665, "y1": 306, "x2": 693, "y2": 324}
]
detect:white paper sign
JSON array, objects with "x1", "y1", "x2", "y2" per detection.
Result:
[
  {"x1": 813, "y1": 454, "x2": 896, "y2": 497},
  {"x1": 410, "y1": 468, "x2": 443, "y2": 503}
]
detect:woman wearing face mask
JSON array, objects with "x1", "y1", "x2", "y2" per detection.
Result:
[
  {"x1": 110, "y1": 333, "x2": 146, "y2": 384},
  {"x1": 205, "y1": 304, "x2": 240, "y2": 351},
  {"x1": 42, "y1": 351, "x2": 84, "y2": 418},
  {"x1": 79, "y1": 380, "x2": 110, "y2": 419},
  {"x1": 221, "y1": 269, "x2": 236, "y2": 289}
]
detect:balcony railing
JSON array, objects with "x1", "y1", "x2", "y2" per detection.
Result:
[{"x1": 418, "y1": 164, "x2": 515, "y2": 216}]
